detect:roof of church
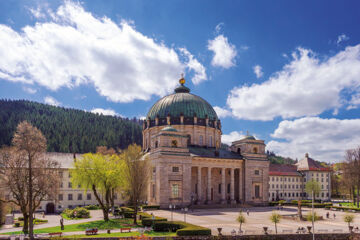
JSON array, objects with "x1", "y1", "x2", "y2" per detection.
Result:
[
  {"x1": 188, "y1": 146, "x2": 243, "y2": 159},
  {"x1": 269, "y1": 163, "x2": 302, "y2": 176},
  {"x1": 296, "y1": 153, "x2": 331, "y2": 171},
  {"x1": 161, "y1": 126, "x2": 178, "y2": 132},
  {"x1": 146, "y1": 80, "x2": 218, "y2": 121}
]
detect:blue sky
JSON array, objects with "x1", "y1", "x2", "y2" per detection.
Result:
[{"x1": 1, "y1": 0, "x2": 360, "y2": 162}]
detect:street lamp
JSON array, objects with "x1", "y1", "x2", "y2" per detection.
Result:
[
  {"x1": 169, "y1": 204, "x2": 175, "y2": 221},
  {"x1": 182, "y1": 207, "x2": 188, "y2": 223}
]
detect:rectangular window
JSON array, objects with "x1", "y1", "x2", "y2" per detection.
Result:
[
  {"x1": 152, "y1": 184, "x2": 156, "y2": 198},
  {"x1": 60, "y1": 182, "x2": 63, "y2": 188},
  {"x1": 172, "y1": 166, "x2": 179, "y2": 172},
  {"x1": 254, "y1": 170, "x2": 260, "y2": 175},
  {"x1": 255, "y1": 185, "x2": 260, "y2": 198},
  {"x1": 199, "y1": 135, "x2": 203, "y2": 145},
  {"x1": 58, "y1": 194, "x2": 63, "y2": 201},
  {"x1": 59, "y1": 171, "x2": 63, "y2": 178},
  {"x1": 68, "y1": 182, "x2": 72, "y2": 188},
  {"x1": 209, "y1": 136, "x2": 213, "y2": 147},
  {"x1": 68, "y1": 194, "x2": 73, "y2": 201},
  {"x1": 218, "y1": 183, "x2": 221, "y2": 194},
  {"x1": 171, "y1": 184, "x2": 179, "y2": 198},
  {"x1": 78, "y1": 194, "x2": 82, "y2": 200},
  {"x1": 87, "y1": 193, "x2": 91, "y2": 200},
  {"x1": 69, "y1": 172, "x2": 72, "y2": 178},
  {"x1": 227, "y1": 183, "x2": 230, "y2": 194}
]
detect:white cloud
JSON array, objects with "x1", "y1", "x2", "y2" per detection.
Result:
[
  {"x1": 337, "y1": 34, "x2": 349, "y2": 45},
  {"x1": 221, "y1": 131, "x2": 245, "y2": 145},
  {"x1": 0, "y1": 1, "x2": 209, "y2": 103},
  {"x1": 91, "y1": 108, "x2": 119, "y2": 116},
  {"x1": 208, "y1": 35, "x2": 237, "y2": 69},
  {"x1": 226, "y1": 46, "x2": 360, "y2": 120},
  {"x1": 44, "y1": 96, "x2": 61, "y2": 106},
  {"x1": 213, "y1": 106, "x2": 232, "y2": 118},
  {"x1": 22, "y1": 86, "x2": 37, "y2": 94},
  {"x1": 179, "y1": 48, "x2": 207, "y2": 85},
  {"x1": 253, "y1": 65, "x2": 263, "y2": 78},
  {"x1": 29, "y1": 7, "x2": 46, "y2": 19},
  {"x1": 267, "y1": 117, "x2": 360, "y2": 162}
]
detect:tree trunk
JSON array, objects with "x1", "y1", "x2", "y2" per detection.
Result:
[
  {"x1": 357, "y1": 184, "x2": 359, "y2": 208},
  {"x1": 28, "y1": 153, "x2": 34, "y2": 240},
  {"x1": 102, "y1": 208, "x2": 109, "y2": 222},
  {"x1": 133, "y1": 201, "x2": 138, "y2": 225},
  {"x1": 240, "y1": 223, "x2": 242, "y2": 232},
  {"x1": 22, "y1": 213, "x2": 29, "y2": 234},
  {"x1": 275, "y1": 222, "x2": 277, "y2": 234}
]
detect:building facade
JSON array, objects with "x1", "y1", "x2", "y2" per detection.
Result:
[
  {"x1": 144, "y1": 77, "x2": 269, "y2": 208},
  {"x1": 268, "y1": 153, "x2": 331, "y2": 202}
]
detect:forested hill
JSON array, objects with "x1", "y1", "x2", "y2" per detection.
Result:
[{"x1": 0, "y1": 99, "x2": 143, "y2": 153}]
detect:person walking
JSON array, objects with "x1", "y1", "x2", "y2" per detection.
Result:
[{"x1": 246, "y1": 210, "x2": 249, "y2": 216}]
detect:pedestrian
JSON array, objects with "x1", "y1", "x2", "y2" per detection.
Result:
[
  {"x1": 246, "y1": 210, "x2": 249, "y2": 216},
  {"x1": 333, "y1": 213, "x2": 336, "y2": 219},
  {"x1": 60, "y1": 217, "x2": 64, "y2": 230},
  {"x1": 326, "y1": 212, "x2": 329, "y2": 218}
]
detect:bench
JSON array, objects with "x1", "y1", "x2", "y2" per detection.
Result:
[
  {"x1": 85, "y1": 228, "x2": 98, "y2": 235},
  {"x1": 120, "y1": 227, "x2": 131, "y2": 233},
  {"x1": 333, "y1": 229, "x2": 343, "y2": 233},
  {"x1": 282, "y1": 229, "x2": 293, "y2": 233},
  {"x1": 48, "y1": 232, "x2": 62, "y2": 237}
]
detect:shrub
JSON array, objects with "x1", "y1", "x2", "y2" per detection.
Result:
[
  {"x1": 84, "y1": 205, "x2": 101, "y2": 210},
  {"x1": 140, "y1": 212, "x2": 167, "y2": 226},
  {"x1": 62, "y1": 207, "x2": 90, "y2": 219},
  {"x1": 142, "y1": 205, "x2": 160, "y2": 210},
  {"x1": 153, "y1": 221, "x2": 211, "y2": 236},
  {"x1": 326, "y1": 205, "x2": 360, "y2": 212},
  {"x1": 14, "y1": 222, "x2": 20, "y2": 227}
]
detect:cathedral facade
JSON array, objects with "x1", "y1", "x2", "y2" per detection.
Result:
[{"x1": 143, "y1": 77, "x2": 269, "y2": 207}]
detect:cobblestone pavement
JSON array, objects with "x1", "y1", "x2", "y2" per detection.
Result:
[{"x1": 151, "y1": 206, "x2": 360, "y2": 235}]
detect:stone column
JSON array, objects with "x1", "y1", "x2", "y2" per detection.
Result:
[
  {"x1": 230, "y1": 168, "x2": 235, "y2": 204},
  {"x1": 207, "y1": 167, "x2": 212, "y2": 203},
  {"x1": 221, "y1": 168, "x2": 226, "y2": 204},
  {"x1": 239, "y1": 166, "x2": 243, "y2": 203},
  {"x1": 197, "y1": 167, "x2": 202, "y2": 202}
]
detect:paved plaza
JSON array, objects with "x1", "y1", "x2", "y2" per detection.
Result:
[{"x1": 151, "y1": 206, "x2": 360, "y2": 235}]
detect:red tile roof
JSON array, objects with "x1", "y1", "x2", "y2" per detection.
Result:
[
  {"x1": 269, "y1": 164, "x2": 301, "y2": 176},
  {"x1": 297, "y1": 154, "x2": 331, "y2": 172}
]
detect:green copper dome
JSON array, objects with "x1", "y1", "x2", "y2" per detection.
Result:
[{"x1": 147, "y1": 84, "x2": 218, "y2": 121}]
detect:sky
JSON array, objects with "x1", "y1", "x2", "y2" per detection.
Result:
[{"x1": 1, "y1": 0, "x2": 360, "y2": 163}]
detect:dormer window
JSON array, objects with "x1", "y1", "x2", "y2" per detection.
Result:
[{"x1": 171, "y1": 140, "x2": 177, "y2": 147}]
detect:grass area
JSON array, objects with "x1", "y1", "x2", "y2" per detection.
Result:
[
  {"x1": 60, "y1": 213, "x2": 90, "y2": 220},
  {"x1": 62, "y1": 231, "x2": 176, "y2": 238},
  {"x1": 14, "y1": 219, "x2": 48, "y2": 227},
  {"x1": 2, "y1": 218, "x2": 140, "y2": 235}
]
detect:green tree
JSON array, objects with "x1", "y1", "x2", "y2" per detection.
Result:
[
  {"x1": 305, "y1": 179, "x2": 321, "y2": 200},
  {"x1": 121, "y1": 144, "x2": 150, "y2": 224},
  {"x1": 270, "y1": 212, "x2": 281, "y2": 234},
  {"x1": 343, "y1": 214, "x2": 355, "y2": 227},
  {"x1": 236, "y1": 211, "x2": 246, "y2": 233},
  {"x1": 306, "y1": 211, "x2": 319, "y2": 222},
  {"x1": 71, "y1": 153, "x2": 124, "y2": 221}
]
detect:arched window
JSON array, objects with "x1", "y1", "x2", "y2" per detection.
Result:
[
  {"x1": 187, "y1": 135, "x2": 191, "y2": 145},
  {"x1": 237, "y1": 148, "x2": 241, "y2": 154},
  {"x1": 171, "y1": 140, "x2": 177, "y2": 147},
  {"x1": 253, "y1": 147, "x2": 258, "y2": 153}
]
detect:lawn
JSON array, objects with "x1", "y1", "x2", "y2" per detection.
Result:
[
  {"x1": 62, "y1": 231, "x2": 176, "y2": 238},
  {"x1": 339, "y1": 202, "x2": 360, "y2": 208},
  {"x1": 60, "y1": 213, "x2": 90, "y2": 220},
  {"x1": 2, "y1": 218, "x2": 140, "y2": 235}
]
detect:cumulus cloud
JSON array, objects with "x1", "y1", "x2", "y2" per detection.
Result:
[
  {"x1": 179, "y1": 48, "x2": 207, "y2": 85},
  {"x1": 267, "y1": 117, "x2": 360, "y2": 162},
  {"x1": 221, "y1": 131, "x2": 245, "y2": 145},
  {"x1": 208, "y1": 35, "x2": 237, "y2": 69},
  {"x1": 0, "y1": 1, "x2": 207, "y2": 103},
  {"x1": 213, "y1": 106, "x2": 232, "y2": 118},
  {"x1": 226, "y1": 46, "x2": 360, "y2": 120},
  {"x1": 91, "y1": 108, "x2": 119, "y2": 116},
  {"x1": 44, "y1": 96, "x2": 61, "y2": 106},
  {"x1": 337, "y1": 34, "x2": 349, "y2": 45},
  {"x1": 22, "y1": 86, "x2": 37, "y2": 94},
  {"x1": 253, "y1": 65, "x2": 263, "y2": 78}
]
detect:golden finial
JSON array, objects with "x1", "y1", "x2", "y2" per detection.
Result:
[{"x1": 179, "y1": 73, "x2": 185, "y2": 85}]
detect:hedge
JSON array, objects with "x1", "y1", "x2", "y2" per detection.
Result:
[
  {"x1": 62, "y1": 207, "x2": 90, "y2": 219},
  {"x1": 153, "y1": 221, "x2": 211, "y2": 236},
  {"x1": 140, "y1": 212, "x2": 167, "y2": 227},
  {"x1": 270, "y1": 200, "x2": 331, "y2": 208},
  {"x1": 325, "y1": 205, "x2": 360, "y2": 212},
  {"x1": 84, "y1": 205, "x2": 101, "y2": 210},
  {"x1": 142, "y1": 205, "x2": 160, "y2": 210}
]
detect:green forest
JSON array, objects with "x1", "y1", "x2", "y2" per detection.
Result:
[{"x1": 0, "y1": 99, "x2": 143, "y2": 153}]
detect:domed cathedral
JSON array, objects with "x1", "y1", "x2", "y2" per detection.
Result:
[{"x1": 143, "y1": 76, "x2": 269, "y2": 208}]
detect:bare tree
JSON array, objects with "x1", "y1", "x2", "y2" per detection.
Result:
[
  {"x1": 343, "y1": 147, "x2": 360, "y2": 207},
  {"x1": 121, "y1": 144, "x2": 150, "y2": 224},
  {"x1": 0, "y1": 121, "x2": 60, "y2": 237}
]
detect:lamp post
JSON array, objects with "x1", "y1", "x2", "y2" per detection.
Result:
[
  {"x1": 169, "y1": 204, "x2": 175, "y2": 221},
  {"x1": 182, "y1": 207, "x2": 188, "y2": 223}
]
